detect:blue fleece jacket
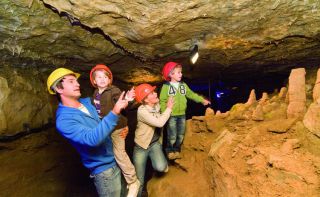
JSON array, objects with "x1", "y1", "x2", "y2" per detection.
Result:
[{"x1": 56, "y1": 97, "x2": 119, "y2": 175}]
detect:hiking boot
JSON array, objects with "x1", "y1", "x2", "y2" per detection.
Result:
[
  {"x1": 127, "y1": 180, "x2": 140, "y2": 197},
  {"x1": 167, "y1": 152, "x2": 176, "y2": 160},
  {"x1": 141, "y1": 190, "x2": 148, "y2": 197},
  {"x1": 164, "y1": 165, "x2": 169, "y2": 173}
]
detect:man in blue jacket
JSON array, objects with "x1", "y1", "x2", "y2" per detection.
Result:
[{"x1": 47, "y1": 68, "x2": 128, "y2": 197}]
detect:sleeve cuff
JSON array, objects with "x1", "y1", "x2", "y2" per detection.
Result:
[
  {"x1": 165, "y1": 108, "x2": 172, "y2": 114},
  {"x1": 104, "y1": 111, "x2": 119, "y2": 122}
]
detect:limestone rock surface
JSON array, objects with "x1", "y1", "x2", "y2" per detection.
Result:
[
  {"x1": 2, "y1": 1, "x2": 320, "y2": 81},
  {"x1": 0, "y1": 67, "x2": 52, "y2": 134}
]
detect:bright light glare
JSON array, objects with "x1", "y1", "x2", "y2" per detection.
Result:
[
  {"x1": 216, "y1": 92, "x2": 224, "y2": 98},
  {"x1": 190, "y1": 52, "x2": 199, "y2": 64}
]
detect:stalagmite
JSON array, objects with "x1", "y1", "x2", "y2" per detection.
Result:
[
  {"x1": 204, "y1": 108, "x2": 215, "y2": 132},
  {"x1": 303, "y1": 103, "x2": 320, "y2": 138},
  {"x1": 245, "y1": 89, "x2": 256, "y2": 106},
  {"x1": 303, "y1": 68, "x2": 320, "y2": 138},
  {"x1": 278, "y1": 87, "x2": 287, "y2": 99},
  {"x1": 259, "y1": 92, "x2": 269, "y2": 104},
  {"x1": 270, "y1": 88, "x2": 281, "y2": 101},
  {"x1": 215, "y1": 110, "x2": 229, "y2": 119},
  {"x1": 285, "y1": 91, "x2": 289, "y2": 103},
  {"x1": 312, "y1": 68, "x2": 320, "y2": 104},
  {"x1": 205, "y1": 107, "x2": 214, "y2": 117},
  {"x1": 252, "y1": 104, "x2": 264, "y2": 121},
  {"x1": 286, "y1": 68, "x2": 306, "y2": 119}
]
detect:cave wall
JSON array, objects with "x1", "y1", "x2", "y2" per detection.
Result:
[
  {"x1": 0, "y1": 65, "x2": 52, "y2": 135},
  {"x1": 2, "y1": 0, "x2": 320, "y2": 82},
  {"x1": 0, "y1": 0, "x2": 123, "y2": 66}
]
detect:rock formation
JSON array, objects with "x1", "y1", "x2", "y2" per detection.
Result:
[
  {"x1": 278, "y1": 87, "x2": 287, "y2": 100},
  {"x1": 0, "y1": 66, "x2": 52, "y2": 135},
  {"x1": 312, "y1": 69, "x2": 320, "y2": 103},
  {"x1": 148, "y1": 67, "x2": 320, "y2": 196},
  {"x1": 245, "y1": 89, "x2": 257, "y2": 106},
  {"x1": 287, "y1": 68, "x2": 306, "y2": 119},
  {"x1": 252, "y1": 104, "x2": 264, "y2": 121},
  {"x1": 258, "y1": 92, "x2": 268, "y2": 105},
  {"x1": 303, "y1": 68, "x2": 320, "y2": 138}
]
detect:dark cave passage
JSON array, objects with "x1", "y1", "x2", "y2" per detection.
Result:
[{"x1": 184, "y1": 72, "x2": 289, "y2": 118}]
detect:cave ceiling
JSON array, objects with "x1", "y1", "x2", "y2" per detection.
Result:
[{"x1": 1, "y1": 0, "x2": 320, "y2": 83}]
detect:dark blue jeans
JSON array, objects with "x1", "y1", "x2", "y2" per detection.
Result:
[
  {"x1": 133, "y1": 142, "x2": 168, "y2": 197},
  {"x1": 166, "y1": 115, "x2": 186, "y2": 153}
]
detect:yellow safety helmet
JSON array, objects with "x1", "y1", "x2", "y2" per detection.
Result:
[{"x1": 47, "y1": 68, "x2": 80, "y2": 95}]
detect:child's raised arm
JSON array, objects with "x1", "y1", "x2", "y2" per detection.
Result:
[
  {"x1": 184, "y1": 84, "x2": 210, "y2": 105},
  {"x1": 138, "y1": 106, "x2": 172, "y2": 128},
  {"x1": 159, "y1": 85, "x2": 169, "y2": 112}
]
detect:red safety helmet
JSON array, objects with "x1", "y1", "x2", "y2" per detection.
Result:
[
  {"x1": 135, "y1": 83, "x2": 156, "y2": 103},
  {"x1": 162, "y1": 61, "x2": 181, "y2": 81},
  {"x1": 90, "y1": 64, "x2": 113, "y2": 87}
]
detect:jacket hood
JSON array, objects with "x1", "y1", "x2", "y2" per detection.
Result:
[
  {"x1": 94, "y1": 85, "x2": 118, "y2": 94},
  {"x1": 140, "y1": 103, "x2": 160, "y2": 113}
]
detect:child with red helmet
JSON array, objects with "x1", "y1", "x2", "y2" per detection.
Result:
[
  {"x1": 160, "y1": 62, "x2": 211, "y2": 160},
  {"x1": 90, "y1": 64, "x2": 140, "y2": 197},
  {"x1": 133, "y1": 83, "x2": 174, "y2": 197}
]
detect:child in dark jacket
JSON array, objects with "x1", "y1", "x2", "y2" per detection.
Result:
[{"x1": 90, "y1": 64, "x2": 140, "y2": 197}]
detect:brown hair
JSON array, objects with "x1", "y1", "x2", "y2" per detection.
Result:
[{"x1": 53, "y1": 80, "x2": 63, "y2": 102}]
